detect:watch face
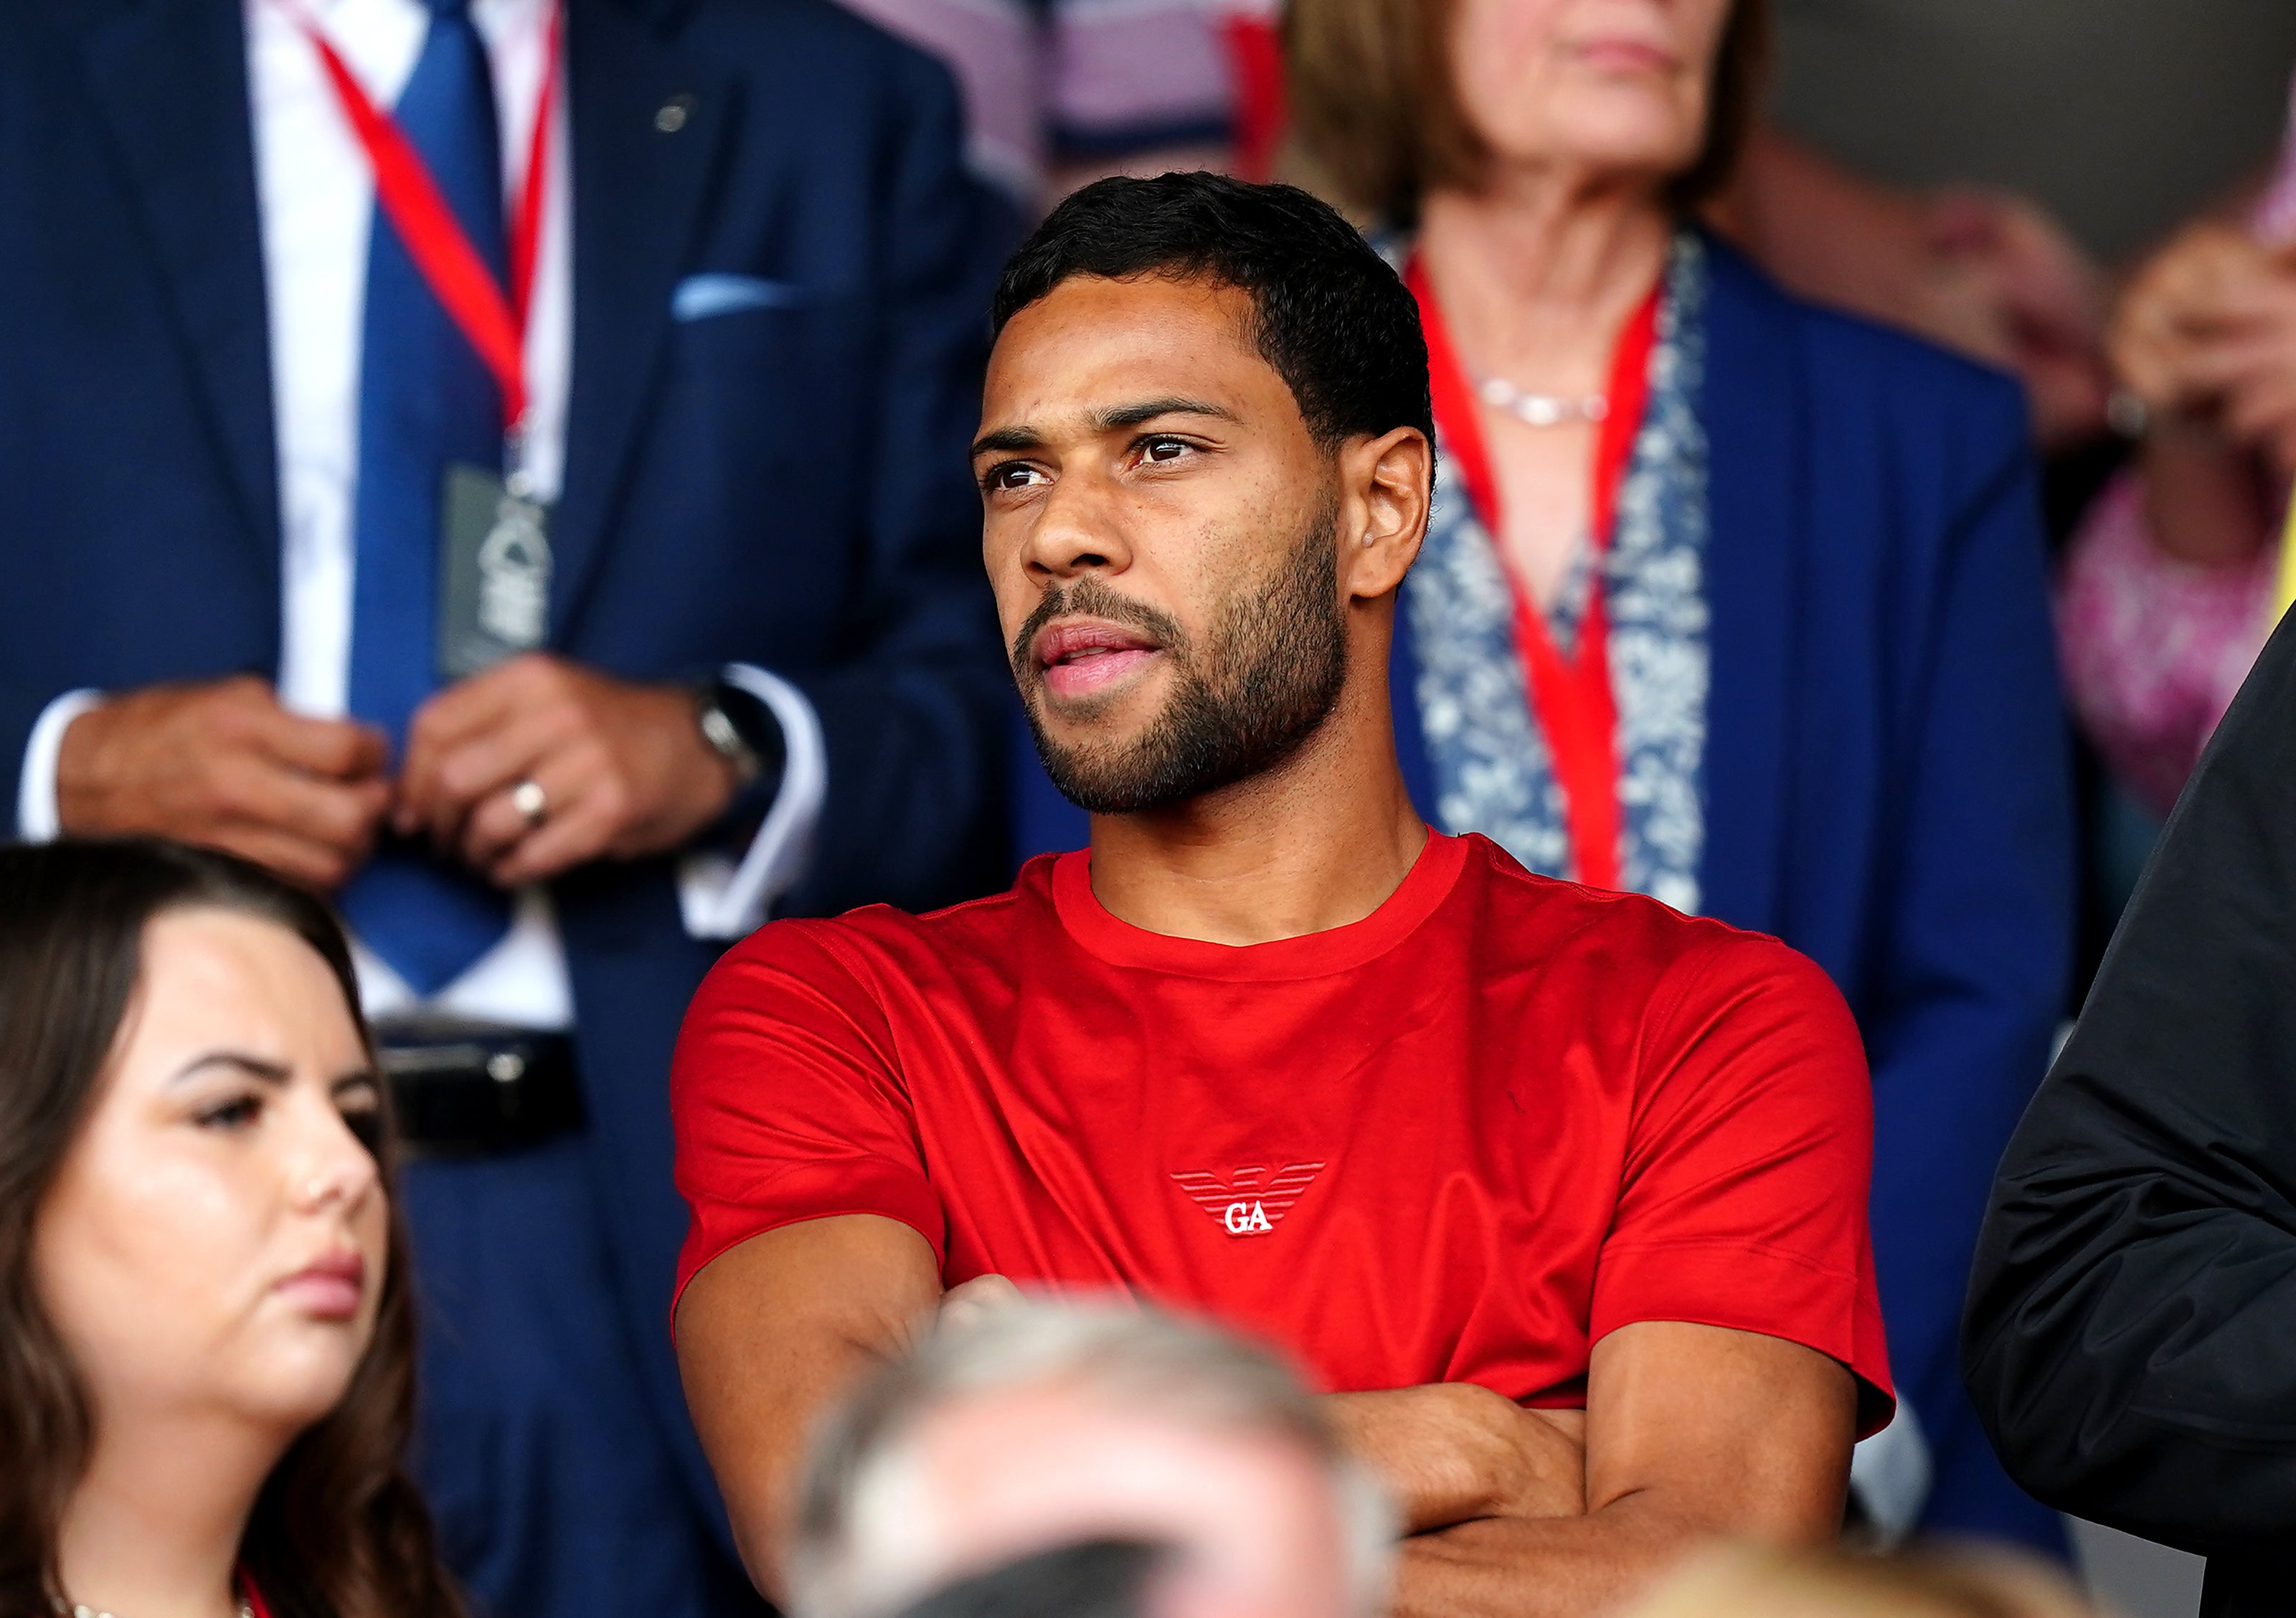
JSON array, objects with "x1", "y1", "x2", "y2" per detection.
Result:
[
  {"x1": 700, "y1": 702, "x2": 752, "y2": 764},
  {"x1": 704, "y1": 679, "x2": 785, "y2": 782}
]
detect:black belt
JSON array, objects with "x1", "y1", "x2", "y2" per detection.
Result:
[{"x1": 374, "y1": 1016, "x2": 585, "y2": 1155}]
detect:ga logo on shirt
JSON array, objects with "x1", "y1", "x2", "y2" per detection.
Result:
[{"x1": 1170, "y1": 1162, "x2": 1326, "y2": 1238}]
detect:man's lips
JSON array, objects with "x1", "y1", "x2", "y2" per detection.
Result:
[
  {"x1": 1033, "y1": 619, "x2": 1165, "y2": 701},
  {"x1": 275, "y1": 1250, "x2": 367, "y2": 1322}
]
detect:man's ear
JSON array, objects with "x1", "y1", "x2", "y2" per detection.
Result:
[{"x1": 1337, "y1": 426, "x2": 1432, "y2": 602}]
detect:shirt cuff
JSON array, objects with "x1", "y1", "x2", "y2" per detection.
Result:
[
  {"x1": 16, "y1": 689, "x2": 103, "y2": 842},
  {"x1": 1848, "y1": 1395, "x2": 1931, "y2": 1548},
  {"x1": 676, "y1": 665, "x2": 827, "y2": 940}
]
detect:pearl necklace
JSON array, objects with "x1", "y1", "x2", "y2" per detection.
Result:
[
  {"x1": 60, "y1": 1602, "x2": 252, "y2": 1618},
  {"x1": 1475, "y1": 373, "x2": 1610, "y2": 427}
]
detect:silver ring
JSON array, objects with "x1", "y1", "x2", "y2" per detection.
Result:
[{"x1": 510, "y1": 777, "x2": 549, "y2": 830}]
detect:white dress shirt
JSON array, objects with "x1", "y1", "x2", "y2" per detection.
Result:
[{"x1": 17, "y1": 0, "x2": 825, "y2": 1027}]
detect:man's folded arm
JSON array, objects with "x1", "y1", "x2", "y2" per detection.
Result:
[
  {"x1": 1322, "y1": 1383, "x2": 1584, "y2": 1535},
  {"x1": 1381, "y1": 1322, "x2": 1855, "y2": 1618},
  {"x1": 675, "y1": 1215, "x2": 943, "y2": 1602},
  {"x1": 670, "y1": 920, "x2": 953, "y2": 1596},
  {"x1": 1360, "y1": 928, "x2": 1879, "y2": 1616}
]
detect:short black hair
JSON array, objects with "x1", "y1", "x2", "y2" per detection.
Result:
[{"x1": 991, "y1": 171, "x2": 1434, "y2": 457}]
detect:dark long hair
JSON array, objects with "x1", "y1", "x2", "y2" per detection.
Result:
[{"x1": 0, "y1": 840, "x2": 463, "y2": 1618}]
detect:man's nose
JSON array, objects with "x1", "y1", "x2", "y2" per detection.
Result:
[{"x1": 1021, "y1": 470, "x2": 1133, "y2": 582}]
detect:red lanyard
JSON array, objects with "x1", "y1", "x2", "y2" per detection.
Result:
[
  {"x1": 284, "y1": 1, "x2": 562, "y2": 433},
  {"x1": 1405, "y1": 254, "x2": 1660, "y2": 893},
  {"x1": 240, "y1": 1571, "x2": 273, "y2": 1618}
]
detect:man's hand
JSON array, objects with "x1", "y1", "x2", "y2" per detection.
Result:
[
  {"x1": 1323, "y1": 1383, "x2": 1584, "y2": 1534},
  {"x1": 394, "y1": 653, "x2": 740, "y2": 886},
  {"x1": 56, "y1": 676, "x2": 389, "y2": 889}
]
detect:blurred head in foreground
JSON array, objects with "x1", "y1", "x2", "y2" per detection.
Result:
[
  {"x1": 788, "y1": 1301, "x2": 1394, "y2": 1618},
  {"x1": 0, "y1": 840, "x2": 456, "y2": 1618},
  {"x1": 1627, "y1": 1541, "x2": 2097, "y2": 1618}
]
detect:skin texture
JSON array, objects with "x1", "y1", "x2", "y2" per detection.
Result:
[
  {"x1": 976, "y1": 273, "x2": 1430, "y2": 944},
  {"x1": 389, "y1": 652, "x2": 737, "y2": 886},
  {"x1": 678, "y1": 270, "x2": 1859, "y2": 1616},
  {"x1": 2109, "y1": 220, "x2": 2296, "y2": 568},
  {"x1": 58, "y1": 653, "x2": 736, "y2": 892},
  {"x1": 56, "y1": 677, "x2": 392, "y2": 891},
  {"x1": 679, "y1": 1215, "x2": 941, "y2": 1598},
  {"x1": 1415, "y1": 0, "x2": 1726, "y2": 607},
  {"x1": 32, "y1": 907, "x2": 387, "y2": 1618}
]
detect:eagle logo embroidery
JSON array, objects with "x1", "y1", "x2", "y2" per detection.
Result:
[{"x1": 1169, "y1": 1163, "x2": 1328, "y2": 1237}]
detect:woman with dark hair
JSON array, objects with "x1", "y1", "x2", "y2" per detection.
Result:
[
  {"x1": 1281, "y1": 0, "x2": 2074, "y2": 1556},
  {"x1": 0, "y1": 840, "x2": 462, "y2": 1618}
]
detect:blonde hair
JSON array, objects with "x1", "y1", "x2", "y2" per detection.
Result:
[{"x1": 1629, "y1": 1542, "x2": 2098, "y2": 1618}]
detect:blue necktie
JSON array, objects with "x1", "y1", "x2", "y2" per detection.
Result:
[{"x1": 338, "y1": 0, "x2": 514, "y2": 995}]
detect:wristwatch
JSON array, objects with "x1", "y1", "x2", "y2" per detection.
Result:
[{"x1": 694, "y1": 673, "x2": 786, "y2": 797}]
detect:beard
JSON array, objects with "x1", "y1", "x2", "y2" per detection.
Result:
[{"x1": 1014, "y1": 493, "x2": 1349, "y2": 815}]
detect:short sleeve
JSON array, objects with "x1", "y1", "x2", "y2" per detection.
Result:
[
  {"x1": 1591, "y1": 932, "x2": 1896, "y2": 1434},
  {"x1": 669, "y1": 920, "x2": 946, "y2": 1316}
]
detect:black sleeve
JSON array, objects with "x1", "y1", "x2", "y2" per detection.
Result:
[{"x1": 1962, "y1": 607, "x2": 2296, "y2": 1558}]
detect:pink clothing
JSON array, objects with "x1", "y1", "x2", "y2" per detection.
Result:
[
  {"x1": 830, "y1": 0, "x2": 1239, "y2": 204},
  {"x1": 2056, "y1": 70, "x2": 2296, "y2": 815},
  {"x1": 2055, "y1": 474, "x2": 2275, "y2": 818}
]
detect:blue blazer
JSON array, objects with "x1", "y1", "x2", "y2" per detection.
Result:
[
  {"x1": 1, "y1": 0, "x2": 1010, "y2": 1546},
  {"x1": 1014, "y1": 238, "x2": 2076, "y2": 1545}
]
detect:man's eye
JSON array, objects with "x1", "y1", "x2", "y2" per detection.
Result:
[
  {"x1": 988, "y1": 463, "x2": 1044, "y2": 491},
  {"x1": 194, "y1": 1094, "x2": 264, "y2": 1131},
  {"x1": 1141, "y1": 437, "x2": 1191, "y2": 463}
]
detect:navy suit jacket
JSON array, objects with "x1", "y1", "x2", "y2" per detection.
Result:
[
  {"x1": 1014, "y1": 238, "x2": 2076, "y2": 1543},
  {"x1": 1, "y1": 0, "x2": 1011, "y2": 1540}
]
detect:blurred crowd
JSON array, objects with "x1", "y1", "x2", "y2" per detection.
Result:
[{"x1": 5, "y1": 1, "x2": 2296, "y2": 1617}]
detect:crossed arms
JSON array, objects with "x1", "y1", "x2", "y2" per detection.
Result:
[{"x1": 675, "y1": 1214, "x2": 1856, "y2": 1618}]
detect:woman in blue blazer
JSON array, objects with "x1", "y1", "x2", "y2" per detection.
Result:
[{"x1": 1017, "y1": 0, "x2": 2074, "y2": 1551}]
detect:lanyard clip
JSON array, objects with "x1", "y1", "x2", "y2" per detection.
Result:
[{"x1": 504, "y1": 417, "x2": 537, "y2": 502}]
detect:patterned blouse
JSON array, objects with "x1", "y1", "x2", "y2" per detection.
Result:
[{"x1": 1402, "y1": 231, "x2": 1713, "y2": 913}]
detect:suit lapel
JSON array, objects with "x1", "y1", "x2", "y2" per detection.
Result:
[
  {"x1": 554, "y1": 0, "x2": 735, "y2": 631},
  {"x1": 1697, "y1": 233, "x2": 1802, "y2": 935},
  {"x1": 80, "y1": 0, "x2": 280, "y2": 569}
]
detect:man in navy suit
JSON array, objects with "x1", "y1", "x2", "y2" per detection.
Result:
[{"x1": 0, "y1": 1, "x2": 1009, "y2": 1614}]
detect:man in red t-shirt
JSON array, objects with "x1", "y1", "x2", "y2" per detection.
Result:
[{"x1": 672, "y1": 173, "x2": 1892, "y2": 1617}]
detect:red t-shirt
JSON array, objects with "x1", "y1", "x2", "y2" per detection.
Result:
[{"x1": 672, "y1": 833, "x2": 1894, "y2": 1428}]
